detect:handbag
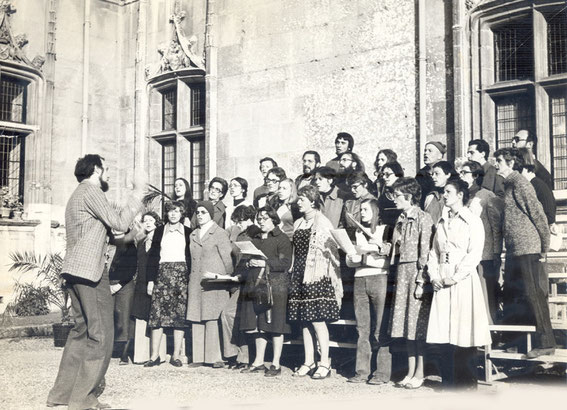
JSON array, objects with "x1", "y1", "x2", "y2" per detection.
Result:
[{"x1": 254, "y1": 265, "x2": 273, "y2": 310}]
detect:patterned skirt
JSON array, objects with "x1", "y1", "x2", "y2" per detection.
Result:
[
  {"x1": 390, "y1": 262, "x2": 431, "y2": 340},
  {"x1": 148, "y1": 262, "x2": 189, "y2": 328}
]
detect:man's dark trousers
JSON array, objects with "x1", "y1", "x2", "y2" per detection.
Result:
[
  {"x1": 47, "y1": 268, "x2": 114, "y2": 410},
  {"x1": 503, "y1": 254, "x2": 555, "y2": 349}
]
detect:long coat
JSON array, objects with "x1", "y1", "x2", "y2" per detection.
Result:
[
  {"x1": 426, "y1": 207, "x2": 491, "y2": 347},
  {"x1": 186, "y1": 222, "x2": 233, "y2": 321}
]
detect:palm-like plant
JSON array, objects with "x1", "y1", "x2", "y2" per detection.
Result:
[{"x1": 7, "y1": 252, "x2": 71, "y2": 323}]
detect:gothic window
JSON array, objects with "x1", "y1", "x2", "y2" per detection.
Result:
[
  {"x1": 0, "y1": 73, "x2": 30, "y2": 203},
  {"x1": 476, "y1": 4, "x2": 567, "y2": 190},
  {"x1": 151, "y1": 77, "x2": 206, "y2": 201}
]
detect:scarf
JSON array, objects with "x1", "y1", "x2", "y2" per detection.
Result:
[{"x1": 302, "y1": 211, "x2": 343, "y2": 306}]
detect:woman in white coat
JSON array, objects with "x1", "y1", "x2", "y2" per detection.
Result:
[{"x1": 427, "y1": 179, "x2": 491, "y2": 389}]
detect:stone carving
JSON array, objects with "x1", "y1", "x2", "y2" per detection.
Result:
[
  {"x1": 0, "y1": 0, "x2": 44, "y2": 70},
  {"x1": 147, "y1": 5, "x2": 205, "y2": 78}
]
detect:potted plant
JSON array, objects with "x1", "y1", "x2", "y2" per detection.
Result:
[
  {"x1": 0, "y1": 186, "x2": 11, "y2": 218},
  {"x1": 6, "y1": 252, "x2": 73, "y2": 347},
  {"x1": 0, "y1": 187, "x2": 23, "y2": 219}
]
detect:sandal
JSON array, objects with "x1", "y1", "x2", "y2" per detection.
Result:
[
  {"x1": 396, "y1": 375, "x2": 412, "y2": 387},
  {"x1": 404, "y1": 377, "x2": 424, "y2": 389},
  {"x1": 311, "y1": 364, "x2": 331, "y2": 380},
  {"x1": 292, "y1": 362, "x2": 316, "y2": 377}
]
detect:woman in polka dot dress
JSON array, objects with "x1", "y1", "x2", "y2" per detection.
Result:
[{"x1": 287, "y1": 185, "x2": 342, "y2": 380}]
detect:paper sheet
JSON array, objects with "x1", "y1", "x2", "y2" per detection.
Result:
[
  {"x1": 329, "y1": 229, "x2": 357, "y2": 255},
  {"x1": 234, "y1": 241, "x2": 268, "y2": 259}
]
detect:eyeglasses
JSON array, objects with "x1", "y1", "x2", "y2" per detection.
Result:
[
  {"x1": 195, "y1": 210, "x2": 209, "y2": 215},
  {"x1": 459, "y1": 170, "x2": 472, "y2": 176},
  {"x1": 385, "y1": 191, "x2": 405, "y2": 201},
  {"x1": 209, "y1": 186, "x2": 223, "y2": 193},
  {"x1": 265, "y1": 178, "x2": 280, "y2": 184}
]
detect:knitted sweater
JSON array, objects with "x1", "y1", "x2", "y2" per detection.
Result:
[{"x1": 502, "y1": 171, "x2": 550, "y2": 256}]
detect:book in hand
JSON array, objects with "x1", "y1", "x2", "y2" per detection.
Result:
[
  {"x1": 201, "y1": 271, "x2": 240, "y2": 283},
  {"x1": 234, "y1": 241, "x2": 268, "y2": 260}
]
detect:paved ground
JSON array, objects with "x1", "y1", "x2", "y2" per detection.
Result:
[{"x1": 0, "y1": 337, "x2": 565, "y2": 410}]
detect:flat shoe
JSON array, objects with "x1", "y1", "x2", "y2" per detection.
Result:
[
  {"x1": 170, "y1": 358, "x2": 183, "y2": 367},
  {"x1": 311, "y1": 364, "x2": 331, "y2": 380},
  {"x1": 292, "y1": 362, "x2": 316, "y2": 377},
  {"x1": 241, "y1": 364, "x2": 267, "y2": 373},
  {"x1": 395, "y1": 376, "x2": 412, "y2": 387},
  {"x1": 212, "y1": 361, "x2": 225, "y2": 369},
  {"x1": 367, "y1": 377, "x2": 388, "y2": 385},
  {"x1": 523, "y1": 347, "x2": 555, "y2": 359},
  {"x1": 264, "y1": 365, "x2": 281, "y2": 377},
  {"x1": 187, "y1": 362, "x2": 204, "y2": 368},
  {"x1": 143, "y1": 357, "x2": 161, "y2": 368},
  {"x1": 119, "y1": 358, "x2": 129, "y2": 366},
  {"x1": 404, "y1": 377, "x2": 424, "y2": 389},
  {"x1": 233, "y1": 363, "x2": 249, "y2": 371},
  {"x1": 347, "y1": 375, "x2": 367, "y2": 383}
]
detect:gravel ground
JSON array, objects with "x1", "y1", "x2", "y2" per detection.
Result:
[{"x1": 0, "y1": 337, "x2": 565, "y2": 410}]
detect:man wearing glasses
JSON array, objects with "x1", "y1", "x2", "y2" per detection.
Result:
[
  {"x1": 195, "y1": 177, "x2": 228, "y2": 228},
  {"x1": 253, "y1": 157, "x2": 278, "y2": 201},
  {"x1": 343, "y1": 173, "x2": 376, "y2": 239},
  {"x1": 512, "y1": 130, "x2": 553, "y2": 191}
]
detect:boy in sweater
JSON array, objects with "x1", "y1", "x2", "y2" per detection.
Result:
[{"x1": 494, "y1": 148, "x2": 555, "y2": 359}]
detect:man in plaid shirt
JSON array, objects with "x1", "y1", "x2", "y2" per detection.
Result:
[{"x1": 47, "y1": 154, "x2": 145, "y2": 410}]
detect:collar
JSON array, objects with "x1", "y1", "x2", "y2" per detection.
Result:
[
  {"x1": 166, "y1": 222, "x2": 184, "y2": 234},
  {"x1": 324, "y1": 186, "x2": 339, "y2": 200},
  {"x1": 403, "y1": 205, "x2": 421, "y2": 220},
  {"x1": 253, "y1": 226, "x2": 283, "y2": 239},
  {"x1": 469, "y1": 184, "x2": 480, "y2": 198},
  {"x1": 440, "y1": 206, "x2": 474, "y2": 225}
]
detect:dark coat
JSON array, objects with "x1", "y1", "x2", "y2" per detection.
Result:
[
  {"x1": 131, "y1": 239, "x2": 152, "y2": 320},
  {"x1": 146, "y1": 225, "x2": 192, "y2": 282}
]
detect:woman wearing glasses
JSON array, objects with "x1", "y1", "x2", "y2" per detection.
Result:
[
  {"x1": 378, "y1": 161, "x2": 404, "y2": 228},
  {"x1": 225, "y1": 177, "x2": 252, "y2": 229},
  {"x1": 255, "y1": 167, "x2": 286, "y2": 209},
  {"x1": 459, "y1": 161, "x2": 503, "y2": 325},
  {"x1": 187, "y1": 201, "x2": 233, "y2": 368},
  {"x1": 373, "y1": 149, "x2": 398, "y2": 196},
  {"x1": 192, "y1": 177, "x2": 229, "y2": 228},
  {"x1": 287, "y1": 185, "x2": 343, "y2": 379},
  {"x1": 238, "y1": 207, "x2": 292, "y2": 376},
  {"x1": 389, "y1": 178, "x2": 434, "y2": 389},
  {"x1": 343, "y1": 173, "x2": 376, "y2": 238}
]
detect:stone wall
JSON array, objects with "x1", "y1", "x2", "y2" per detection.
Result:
[{"x1": 213, "y1": 0, "x2": 418, "y2": 189}]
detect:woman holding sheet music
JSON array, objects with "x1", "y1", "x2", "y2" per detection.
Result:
[
  {"x1": 287, "y1": 185, "x2": 343, "y2": 380},
  {"x1": 345, "y1": 198, "x2": 393, "y2": 385},
  {"x1": 238, "y1": 206, "x2": 292, "y2": 377}
]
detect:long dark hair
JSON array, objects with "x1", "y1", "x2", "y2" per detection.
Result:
[{"x1": 174, "y1": 178, "x2": 197, "y2": 219}]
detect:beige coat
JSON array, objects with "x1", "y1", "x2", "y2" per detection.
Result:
[
  {"x1": 426, "y1": 207, "x2": 491, "y2": 347},
  {"x1": 186, "y1": 222, "x2": 233, "y2": 322}
]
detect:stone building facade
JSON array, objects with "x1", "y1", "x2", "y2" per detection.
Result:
[{"x1": 0, "y1": 0, "x2": 565, "y2": 306}]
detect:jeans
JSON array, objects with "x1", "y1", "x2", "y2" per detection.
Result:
[{"x1": 353, "y1": 275, "x2": 392, "y2": 381}]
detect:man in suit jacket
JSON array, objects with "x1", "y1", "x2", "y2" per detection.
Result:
[{"x1": 47, "y1": 154, "x2": 144, "y2": 410}]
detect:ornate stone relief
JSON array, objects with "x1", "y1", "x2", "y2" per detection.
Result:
[
  {"x1": 146, "y1": 7, "x2": 204, "y2": 78},
  {"x1": 0, "y1": 0, "x2": 44, "y2": 70}
]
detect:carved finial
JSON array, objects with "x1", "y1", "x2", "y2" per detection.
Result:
[
  {"x1": 0, "y1": 1, "x2": 44, "y2": 70},
  {"x1": 152, "y1": 6, "x2": 205, "y2": 76},
  {"x1": 32, "y1": 55, "x2": 45, "y2": 70}
]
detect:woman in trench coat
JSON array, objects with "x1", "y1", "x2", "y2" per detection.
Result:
[{"x1": 186, "y1": 201, "x2": 233, "y2": 367}]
